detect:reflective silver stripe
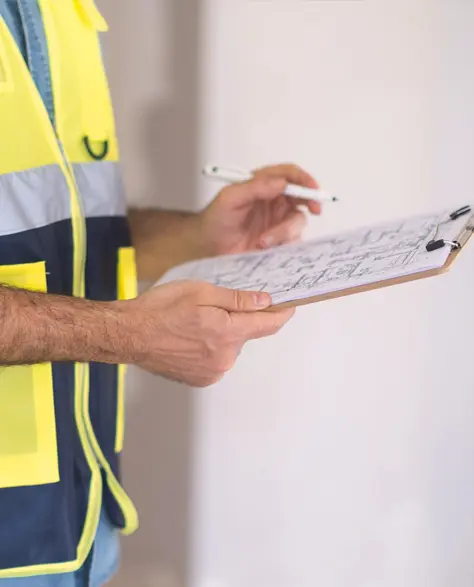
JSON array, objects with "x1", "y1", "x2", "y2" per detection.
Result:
[
  {"x1": 0, "y1": 161, "x2": 126, "y2": 236},
  {"x1": 73, "y1": 161, "x2": 127, "y2": 218},
  {"x1": 0, "y1": 165, "x2": 70, "y2": 236}
]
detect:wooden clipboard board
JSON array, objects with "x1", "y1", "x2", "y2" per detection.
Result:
[{"x1": 268, "y1": 213, "x2": 474, "y2": 311}]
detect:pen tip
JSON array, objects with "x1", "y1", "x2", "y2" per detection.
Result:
[{"x1": 332, "y1": 197, "x2": 339, "y2": 202}]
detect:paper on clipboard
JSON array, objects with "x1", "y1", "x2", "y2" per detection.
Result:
[{"x1": 157, "y1": 209, "x2": 473, "y2": 307}]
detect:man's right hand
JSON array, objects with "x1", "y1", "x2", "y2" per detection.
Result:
[{"x1": 117, "y1": 281, "x2": 294, "y2": 387}]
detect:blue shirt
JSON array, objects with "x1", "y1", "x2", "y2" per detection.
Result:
[
  {"x1": 1, "y1": 0, "x2": 54, "y2": 124},
  {"x1": 0, "y1": 2, "x2": 120, "y2": 586}
]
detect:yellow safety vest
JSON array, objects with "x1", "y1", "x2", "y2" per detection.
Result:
[{"x1": 0, "y1": 0, "x2": 138, "y2": 577}]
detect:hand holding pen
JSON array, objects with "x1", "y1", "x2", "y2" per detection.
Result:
[
  {"x1": 198, "y1": 163, "x2": 326, "y2": 252},
  {"x1": 203, "y1": 164, "x2": 338, "y2": 203}
]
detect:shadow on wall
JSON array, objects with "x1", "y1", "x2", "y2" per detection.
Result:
[{"x1": 98, "y1": 0, "x2": 203, "y2": 585}]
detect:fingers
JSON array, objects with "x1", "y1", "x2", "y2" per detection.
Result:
[
  {"x1": 288, "y1": 196, "x2": 321, "y2": 216},
  {"x1": 260, "y1": 210, "x2": 307, "y2": 248},
  {"x1": 224, "y1": 165, "x2": 320, "y2": 214},
  {"x1": 195, "y1": 282, "x2": 272, "y2": 312},
  {"x1": 198, "y1": 309, "x2": 295, "y2": 386},
  {"x1": 230, "y1": 308, "x2": 296, "y2": 340},
  {"x1": 224, "y1": 176, "x2": 288, "y2": 206},
  {"x1": 222, "y1": 171, "x2": 321, "y2": 216},
  {"x1": 253, "y1": 163, "x2": 319, "y2": 190}
]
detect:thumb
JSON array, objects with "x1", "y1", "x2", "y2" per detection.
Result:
[{"x1": 199, "y1": 284, "x2": 272, "y2": 312}]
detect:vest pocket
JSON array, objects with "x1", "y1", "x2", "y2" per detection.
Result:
[
  {"x1": 0, "y1": 261, "x2": 59, "y2": 488},
  {"x1": 115, "y1": 247, "x2": 138, "y2": 453}
]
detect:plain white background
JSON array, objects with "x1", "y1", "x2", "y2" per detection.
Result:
[{"x1": 100, "y1": 0, "x2": 474, "y2": 586}]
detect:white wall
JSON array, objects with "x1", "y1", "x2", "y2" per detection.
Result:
[
  {"x1": 192, "y1": 1, "x2": 474, "y2": 587},
  {"x1": 100, "y1": 0, "x2": 474, "y2": 586}
]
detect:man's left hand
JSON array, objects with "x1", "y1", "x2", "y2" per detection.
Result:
[{"x1": 198, "y1": 163, "x2": 321, "y2": 256}]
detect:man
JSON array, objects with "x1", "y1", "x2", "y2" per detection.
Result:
[{"x1": 0, "y1": 1, "x2": 320, "y2": 585}]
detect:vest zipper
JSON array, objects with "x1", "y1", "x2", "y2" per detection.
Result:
[
  {"x1": 36, "y1": 0, "x2": 138, "y2": 536},
  {"x1": 56, "y1": 137, "x2": 104, "y2": 470}
]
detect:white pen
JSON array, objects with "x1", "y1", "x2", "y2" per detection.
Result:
[{"x1": 202, "y1": 164, "x2": 339, "y2": 202}]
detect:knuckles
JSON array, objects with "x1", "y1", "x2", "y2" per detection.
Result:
[
  {"x1": 196, "y1": 307, "x2": 233, "y2": 342},
  {"x1": 231, "y1": 289, "x2": 247, "y2": 313}
]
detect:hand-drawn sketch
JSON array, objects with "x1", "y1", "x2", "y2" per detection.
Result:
[{"x1": 159, "y1": 210, "x2": 466, "y2": 305}]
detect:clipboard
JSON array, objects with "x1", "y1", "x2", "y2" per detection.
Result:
[
  {"x1": 157, "y1": 206, "x2": 474, "y2": 311},
  {"x1": 268, "y1": 208, "x2": 474, "y2": 311}
]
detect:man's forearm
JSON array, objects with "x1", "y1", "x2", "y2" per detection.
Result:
[
  {"x1": 128, "y1": 208, "x2": 209, "y2": 281},
  {"x1": 0, "y1": 285, "x2": 128, "y2": 366}
]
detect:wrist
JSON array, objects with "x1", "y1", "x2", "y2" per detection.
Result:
[
  {"x1": 49, "y1": 298, "x2": 148, "y2": 368},
  {"x1": 130, "y1": 208, "x2": 211, "y2": 281},
  {"x1": 100, "y1": 300, "x2": 141, "y2": 365},
  {"x1": 106, "y1": 298, "x2": 167, "y2": 370},
  {"x1": 39, "y1": 297, "x2": 136, "y2": 367},
  {"x1": 181, "y1": 212, "x2": 213, "y2": 259},
  {"x1": 51, "y1": 298, "x2": 128, "y2": 365}
]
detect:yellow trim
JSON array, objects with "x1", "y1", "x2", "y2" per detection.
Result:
[
  {"x1": 115, "y1": 365, "x2": 126, "y2": 454},
  {"x1": 84, "y1": 366, "x2": 139, "y2": 536},
  {"x1": 38, "y1": 1, "x2": 86, "y2": 296},
  {"x1": 42, "y1": 0, "x2": 138, "y2": 537},
  {"x1": 0, "y1": 262, "x2": 58, "y2": 490},
  {"x1": 117, "y1": 247, "x2": 138, "y2": 301},
  {"x1": 93, "y1": 248, "x2": 139, "y2": 527},
  {"x1": 115, "y1": 247, "x2": 138, "y2": 453},
  {"x1": 38, "y1": 0, "x2": 105, "y2": 569}
]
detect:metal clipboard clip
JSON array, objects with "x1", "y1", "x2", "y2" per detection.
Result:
[{"x1": 426, "y1": 206, "x2": 474, "y2": 252}]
